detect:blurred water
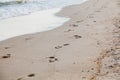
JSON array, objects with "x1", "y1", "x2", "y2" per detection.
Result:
[{"x1": 0, "y1": 0, "x2": 87, "y2": 19}]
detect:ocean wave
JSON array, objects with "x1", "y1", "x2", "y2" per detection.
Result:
[{"x1": 0, "y1": 0, "x2": 87, "y2": 20}]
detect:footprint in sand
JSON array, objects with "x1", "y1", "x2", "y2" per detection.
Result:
[
  {"x1": 17, "y1": 78, "x2": 23, "y2": 80},
  {"x1": 4, "y1": 46, "x2": 11, "y2": 49},
  {"x1": 93, "y1": 20, "x2": 97, "y2": 22},
  {"x1": 55, "y1": 43, "x2": 70, "y2": 49},
  {"x1": 25, "y1": 37, "x2": 33, "y2": 41},
  {"x1": 27, "y1": 74, "x2": 35, "y2": 77},
  {"x1": 76, "y1": 20, "x2": 84, "y2": 23},
  {"x1": 17, "y1": 74, "x2": 35, "y2": 80},
  {"x1": 87, "y1": 15, "x2": 94, "y2": 18},
  {"x1": 70, "y1": 24, "x2": 79, "y2": 27},
  {"x1": 91, "y1": 68, "x2": 94, "y2": 70},
  {"x1": 74, "y1": 35, "x2": 82, "y2": 39},
  {"x1": 118, "y1": 2, "x2": 120, "y2": 6},
  {"x1": 2, "y1": 54, "x2": 11, "y2": 59},
  {"x1": 63, "y1": 44, "x2": 70, "y2": 46},
  {"x1": 95, "y1": 10, "x2": 101, "y2": 12},
  {"x1": 82, "y1": 77, "x2": 87, "y2": 80},
  {"x1": 48, "y1": 56, "x2": 58, "y2": 63},
  {"x1": 64, "y1": 29, "x2": 74, "y2": 32},
  {"x1": 55, "y1": 46, "x2": 62, "y2": 49}
]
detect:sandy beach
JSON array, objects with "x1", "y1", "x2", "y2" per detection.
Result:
[{"x1": 0, "y1": 0, "x2": 120, "y2": 80}]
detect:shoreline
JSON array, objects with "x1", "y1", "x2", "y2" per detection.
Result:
[
  {"x1": 0, "y1": 0, "x2": 87, "y2": 42},
  {"x1": 0, "y1": 0, "x2": 87, "y2": 20},
  {"x1": 0, "y1": 8, "x2": 69, "y2": 42},
  {"x1": 0, "y1": 0, "x2": 120, "y2": 80}
]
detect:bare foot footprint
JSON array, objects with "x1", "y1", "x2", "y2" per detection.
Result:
[
  {"x1": 28, "y1": 74, "x2": 35, "y2": 77},
  {"x1": 93, "y1": 21, "x2": 96, "y2": 22},
  {"x1": 17, "y1": 78, "x2": 23, "y2": 80},
  {"x1": 48, "y1": 56, "x2": 58, "y2": 63},
  {"x1": 55, "y1": 44, "x2": 70, "y2": 49},
  {"x1": 64, "y1": 29, "x2": 74, "y2": 32},
  {"x1": 70, "y1": 24, "x2": 78, "y2": 27},
  {"x1": 17, "y1": 74, "x2": 35, "y2": 80},
  {"x1": 2, "y1": 54, "x2": 11, "y2": 59},
  {"x1": 25, "y1": 37, "x2": 33, "y2": 41},
  {"x1": 87, "y1": 15, "x2": 94, "y2": 18},
  {"x1": 55, "y1": 46, "x2": 62, "y2": 49},
  {"x1": 76, "y1": 20, "x2": 84, "y2": 23},
  {"x1": 4, "y1": 46, "x2": 11, "y2": 49},
  {"x1": 63, "y1": 44, "x2": 70, "y2": 46},
  {"x1": 74, "y1": 35, "x2": 82, "y2": 39}
]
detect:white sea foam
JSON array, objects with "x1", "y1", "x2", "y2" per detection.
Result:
[
  {"x1": 0, "y1": 0, "x2": 87, "y2": 20},
  {"x1": 0, "y1": 8, "x2": 69, "y2": 41},
  {"x1": 0, "y1": 0, "x2": 87, "y2": 41}
]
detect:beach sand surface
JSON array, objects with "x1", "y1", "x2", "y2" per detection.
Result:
[{"x1": 0, "y1": 0, "x2": 120, "y2": 80}]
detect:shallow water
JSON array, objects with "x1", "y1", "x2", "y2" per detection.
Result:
[
  {"x1": 0, "y1": 0, "x2": 87, "y2": 19},
  {"x1": 0, "y1": 8, "x2": 69, "y2": 41},
  {"x1": 0, "y1": 0, "x2": 87, "y2": 41}
]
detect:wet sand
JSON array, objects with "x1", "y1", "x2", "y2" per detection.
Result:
[{"x1": 0, "y1": 0, "x2": 120, "y2": 80}]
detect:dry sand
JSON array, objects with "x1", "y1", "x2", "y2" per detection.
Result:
[{"x1": 0, "y1": 0, "x2": 120, "y2": 80}]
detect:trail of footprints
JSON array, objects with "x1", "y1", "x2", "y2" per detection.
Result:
[
  {"x1": 54, "y1": 35, "x2": 82, "y2": 49},
  {"x1": 15, "y1": 4, "x2": 115, "y2": 80},
  {"x1": 64, "y1": 20, "x2": 83, "y2": 32},
  {"x1": 0, "y1": 20, "x2": 84, "y2": 80},
  {"x1": 0, "y1": 46, "x2": 12, "y2": 59}
]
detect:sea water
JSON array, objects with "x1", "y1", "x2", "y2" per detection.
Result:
[{"x1": 0, "y1": 0, "x2": 87, "y2": 41}]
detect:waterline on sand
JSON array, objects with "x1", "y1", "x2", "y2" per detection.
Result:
[
  {"x1": 0, "y1": 8, "x2": 69, "y2": 41},
  {"x1": 0, "y1": 0, "x2": 88, "y2": 41}
]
